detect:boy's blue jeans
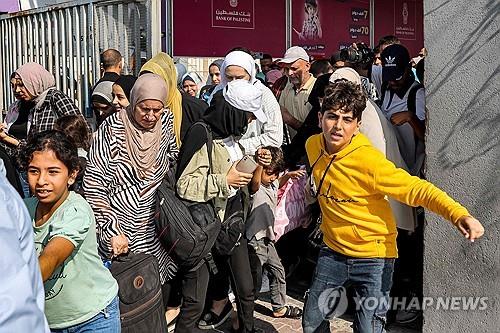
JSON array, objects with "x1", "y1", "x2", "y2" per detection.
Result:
[
  {"x1": 302, "y1": 247, "x2": 394, "y2": 333},
  {"x1": 50, "y1": 295, "x2": 121, "y2": 333}
]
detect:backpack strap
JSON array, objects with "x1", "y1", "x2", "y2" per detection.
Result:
[
  {"x1": 407, "y1": 83, "x2": 424, "y2": 114},
  {"x1": 191, "y1": 121, "x2": 214, "y2": 173},
  {"x1": 188, "y1": 122, "x2": 219, "y2": 275},
  {"x1": 377, "y1": 81, "x2": 389, "y2": 107}
]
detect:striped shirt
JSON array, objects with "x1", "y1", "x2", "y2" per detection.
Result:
[{"x1": 83, "y1": 110, "x2": 178, "y2": 282}]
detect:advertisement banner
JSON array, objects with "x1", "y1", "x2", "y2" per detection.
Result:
[
  {"x1": 374, "y1": 0, "x2": 423, "y2": 56},
  {"x1": 291, "y1": 0, "x2": 370, "y2": 58},
  {"x1": 394, "y1": 0, "x2": 417, "y2": 40},
  {"x1": 173, "y1": 0, "x2": 286, "y2": 57}
]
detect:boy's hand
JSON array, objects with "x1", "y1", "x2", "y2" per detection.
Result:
[
  {"x1": 390, "y1": 111, "x2": 414, "y2": 126},
  {"x1": 255, "y1": 148, "x2": 272, "y2": 167},
  {"x1": 287, "y1": 169, "x2": 306, "y2": 179},
  {"x1": 456, "y1": 216, "x2": 484, "y2": 242}
]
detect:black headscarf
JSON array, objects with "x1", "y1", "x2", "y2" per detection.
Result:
[
  {"x1": 113, "y1": 75, "x2": 137, "y2": 101},
  {"x1": 180, "y1": 92, "x2": 208, "y2": 141},
  {"x1": 202, "y1": 90, "x2": 249, "y2": 140}
]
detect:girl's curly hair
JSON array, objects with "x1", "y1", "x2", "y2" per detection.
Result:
[{"x1": 18, "y1": 130, "x2": 80, "y2": 173}]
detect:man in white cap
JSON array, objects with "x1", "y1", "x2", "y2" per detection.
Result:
[{"x1": 278, "y1": 46, "x2": 316, "y2": 140}]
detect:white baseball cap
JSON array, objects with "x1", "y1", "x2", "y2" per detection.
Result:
[{"x1": 278, "y1": 46, "x2": 310, "y2": 64}]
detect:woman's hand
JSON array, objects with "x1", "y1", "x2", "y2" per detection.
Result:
[
  {"x1": 110, "y1": 234, "x2": 129, "y2": 256},
  {"x1": 226, "y1": 162, "x2": 253, "y2": 188},
  {"x1": 456, "y1": 216, "x2": 484, "y2": 242}
]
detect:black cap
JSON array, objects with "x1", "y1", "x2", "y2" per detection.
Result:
[{"x1": 381, "y1": 44, "x2": 410, "y2": 82}]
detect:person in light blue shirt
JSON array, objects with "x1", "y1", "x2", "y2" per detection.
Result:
[{"x1": 0, "y1": 159, "x2": 50, "y2": 332}]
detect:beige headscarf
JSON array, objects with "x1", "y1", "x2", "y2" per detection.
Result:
[
  {"x1": 15, "y1": 62, "x2": 56, "y2": 108},
  {"x1": 140, "y1": 53, "x2": 183, "y2": 147},
  {"x1": 120, "y1": 73, "x2": 168, "y2": 177}
]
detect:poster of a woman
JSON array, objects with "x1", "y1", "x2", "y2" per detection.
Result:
[{"x1": 294, "y1": 0, "x2": 323, "y2": 41}]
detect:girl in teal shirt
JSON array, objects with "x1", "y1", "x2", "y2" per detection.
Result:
[{"x1": 21, "y1": 130, "x2": 120, "y2": 332}]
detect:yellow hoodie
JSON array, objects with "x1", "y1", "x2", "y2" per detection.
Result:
[{"x1": 306, "y1": 133, "x2": 469, "y2": 258}]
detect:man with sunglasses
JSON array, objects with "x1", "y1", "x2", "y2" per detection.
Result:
[{"x1": 301, "y1": 81, "x2": 484, "y2": 333}]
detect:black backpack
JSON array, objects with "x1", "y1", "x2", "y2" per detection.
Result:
[{"x1": 156, "y1": 122, "x2": 221, "y2": 271}]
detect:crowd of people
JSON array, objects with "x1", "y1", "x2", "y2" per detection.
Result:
[{"x1": 0, "y1": 35, "x2": 484, "y2": 333}]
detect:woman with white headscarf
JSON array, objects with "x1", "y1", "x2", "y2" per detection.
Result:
[
  {"x1": 83, "y1": 73, "x2": 179, "y2": 312},
  {"x1": 176, "y1": 70, "x2": 268, "y2": 332},
  {"x1": 209, "y1": 49, "x2": 283, "y2": 156}
]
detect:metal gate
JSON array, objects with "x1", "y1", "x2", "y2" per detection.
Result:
[{"x1": 0, "y1": 0, "x2": 161, "y2": 117}]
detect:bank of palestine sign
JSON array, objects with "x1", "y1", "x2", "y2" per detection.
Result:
[{"x1": 212, "y1": 0, "x2": 255, "y2": 29}]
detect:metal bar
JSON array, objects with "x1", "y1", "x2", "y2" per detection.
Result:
[
  {"x1": 74, "y1": 6, "x2": 82, "y2": 109},
  {"x1": 107, "y1": 4, "x2": 114, "y2": 50},
  {"x1": 40, "y1": 13, "x2": 47, "y2": 68},
  {"x1": 59, "y1": 9, "x2": 68, "y2": 94},
  {"x1": 123, "y1": 3, "x2": 129, "y2": 74},
  {"x1": 21, "y1": 17, "x2": 27, "y2": 64},
  {"x1": 82, "y1": 4, "x2": 90, "y2": 115},
  {"x1": 92, "y1": 4, "x2": 100, "y2": 85},
  {"x1": 66, "y1": 8, "x2": 75, "y2": 101},
  {"x1": 52, "y1": 10, "x2": 60, "y2": 89},
  {"x1": 17, "y1": 18, "x2": 23, "y2": 68},
  {"x1": 134, "y1": 3, "x2": 140, "y2": 74},
  {"x1": 46, "y1": 11, "x2": 53, "y2": 75},
  {"x1": 117, "y1": 3, "x2": 124, "y2": 58},
  {"x1": 33, "y1": 14, "x2": 40, "y2": 67},
  {"x1": 27, "y1": 16, "x2": 33, "y2": 62},
  {"x1": 6, "y1": 20, "x2": 12, "y2": 106}
]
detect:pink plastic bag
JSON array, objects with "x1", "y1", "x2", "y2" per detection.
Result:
[{"x1": 274, "y1": 173, "x2": 309, "y2": 240}]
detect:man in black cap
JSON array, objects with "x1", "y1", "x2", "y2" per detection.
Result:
[
  {"x1": 380, "y1": 44, "x2": 426, "y2": 326},
  {"x1": 380, "y1": 44, "x2": 425, "y2": 176}
]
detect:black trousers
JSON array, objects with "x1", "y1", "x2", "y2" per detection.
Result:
[
  {"x1": 209, "y1": 238, "x2": 255, "y2": 333},
  {"x1": 162, "y1": 262, "x2": 210, "y2": 333}
]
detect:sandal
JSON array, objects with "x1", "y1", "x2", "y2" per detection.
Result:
[
  {"x1": 197, "y1": 301, "x2": 233, "y2": 330},
  {"x1": 166, "y1": 314, "x2": 178, "y2": 333},
  {"x1": 273, "y1": 305, "x2": 303, "y2": 319}
]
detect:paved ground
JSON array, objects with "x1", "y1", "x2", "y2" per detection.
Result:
[
  {"x1": 193, "y1": 294, "x2": 420, "y2": 333},
  {"x1": 191, "y1": 258, "x2": 421, "y2": 333}
]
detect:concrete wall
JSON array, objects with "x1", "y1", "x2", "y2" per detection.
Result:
[{"x1": 423, "y1": 0, "x2": 499, "y2": 332}]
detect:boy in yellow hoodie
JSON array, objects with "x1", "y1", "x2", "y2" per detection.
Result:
[{"x1": 302, "y1": 82, "x2": 484, "y2": 333}]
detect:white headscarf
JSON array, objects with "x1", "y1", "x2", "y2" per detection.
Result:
[{"x1": 208, "y1": 51, "x2": 257, "y2": 104}]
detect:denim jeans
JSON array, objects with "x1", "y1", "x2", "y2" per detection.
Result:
[
  {"x1": 51, "y1": 295, "x2": 121, "y2": 333},
  {"x1": 302, "y1": 247, "x2": 394, "y2": 333}
]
